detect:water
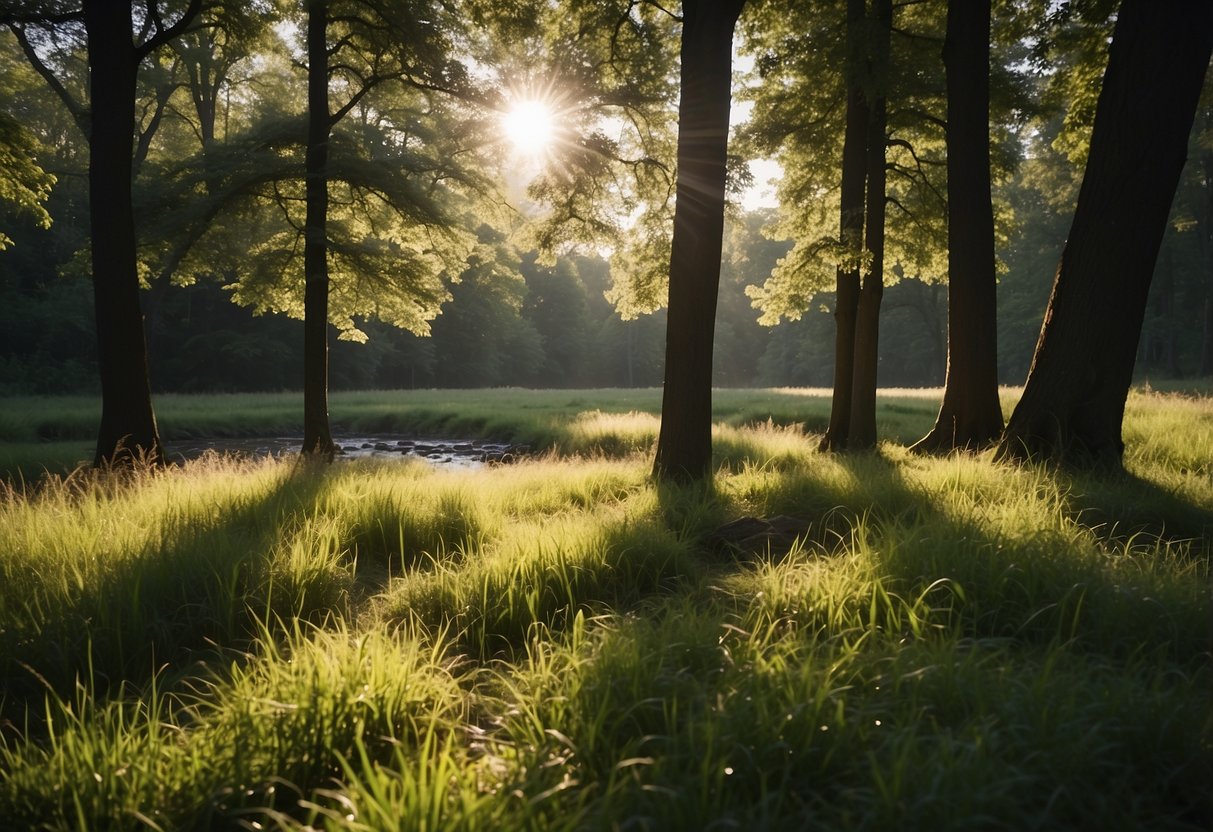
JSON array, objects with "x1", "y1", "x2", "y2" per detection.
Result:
[{"x1": 168, "y1": 435, "x2": 530, "y2": 469}]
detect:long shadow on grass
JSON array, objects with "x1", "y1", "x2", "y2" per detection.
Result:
[
  {"x1": 865, "y1": 453, "x2": 1206, "y2": 665},
  {"x1": 379, "y1": 489, "x2": 727, "y2": 664},
  {"x1": 486, "y1": 450, "x2": 1210, "y2": 828},
  {"x1": 1062, "y1": 466, "x2": 1213, "y2": 559},
  {"x1": 711, "y1": 449, "x2": 1211, "y2": 668},
  {"x1": 0, "y1": 461, "x2": 342, "y2": 726},
  {"x1": 489, "y1": 580, "x2": 1212, "y2": 831}
]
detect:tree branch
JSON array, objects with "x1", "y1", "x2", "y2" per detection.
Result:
[
  {"x1": 7, "y1": 23, "x2": 89, "y2": 136},
  {"x1": 136, "y1": 0, "x2": 204, "y2": 61},
  {"x1": 330, "y1": 76, "x2": 383, "y2": 126}
]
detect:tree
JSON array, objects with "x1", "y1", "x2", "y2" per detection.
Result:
[
  {"x1": 743, "y1": 0, "x2": 948, "y2": 451},
  {"x1": 913, "y1": 0, "x2": 1003, "y2": 452},
  {"x1": 291, "y1": 0, "x2": 476, "y2": 457},
  {"x1": 819, "y1": 0, "x2": 869, "y2": 451},
  {"x1": 3, "y1": 1, "x2": 208, "y2": 465},
  {"x1": 651, "y1": 0, "x2": 748, "y2": 483},
  {"x1": 996, "y1": 0, "x2": 1213, "y2": 467},
  {"x1": 846, "y1": 0, "x2": 892, "y2": 450},
  {"x1": 302, "y1": 0, "x2": 335, "y2": 457}
]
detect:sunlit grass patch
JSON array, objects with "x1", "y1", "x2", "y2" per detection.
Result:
[
  {"x1": 377, "y1": 504, "x2": 699, "y2": 658},
  {"x1": 322, "y1": 465, "x2": 490, "y2": 573},
  {"x1": 0, "y1": 621, "x2": 471, "y2": 830},
  {"x1": 0, "y1": 455, "x2": 315, "y2": 694},
  {"x1": 713, "y1": 419, "x2": 814, "y2": 472},
  {"x1": 563, "y1": 409, "x2": 659, "y2": 457}
]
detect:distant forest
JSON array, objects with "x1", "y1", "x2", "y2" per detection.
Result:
[
  {"x1": 4, "y1": 116, "x2": 1209, "y2": 396},
  {"x1": 3, "y1": 188, "x2": 1209, "y2": 396}
]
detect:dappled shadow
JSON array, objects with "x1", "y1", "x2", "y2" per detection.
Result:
[
  {"x1": 470, "y1": 448, "x2": 1212, "y2": 828},
  {"x1": 0, "y1": 461, "x2": 340, "y2": 728},
  {"x1": 686, "y1": 447, "x2": 1211, "y2": 668}
]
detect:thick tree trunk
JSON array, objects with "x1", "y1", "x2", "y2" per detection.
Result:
[
  {"x1": 85, "y1": 1, "x2": 164, "y2": 467},
  {"x1": 652, "y1": 0, "x2": 746, "y2": 483},
  {"x1": 1200, "y1": 150, "x2": 1213, "y2": 377},
  {"x1": 846, "y1": 0, "x2": 891, "y2": 451},
  {"x1": 819, "y1": 0, "x2": 869, "y2": 453},
  {"x1": 997, "y1": 0, "x2": 1213, "y2": 467},
  {"x1": 302, "y1": 0, "x2": 336, "y2": 460},
  {"x1": 913, "y1": 0, "x2": 1003, "y2": 453}
]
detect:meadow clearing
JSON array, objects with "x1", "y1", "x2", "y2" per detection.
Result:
[{"x1": 1, "y1": 387, "x2": 1210, "y2": 829}]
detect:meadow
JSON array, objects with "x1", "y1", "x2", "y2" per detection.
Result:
[{"x1": 1, "y1": 387, "x2": 1210, "y2": 830}]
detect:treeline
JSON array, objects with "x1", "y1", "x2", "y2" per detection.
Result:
[{"x1": 4, "y1": 132, "x2": 1209, "y2": 396}]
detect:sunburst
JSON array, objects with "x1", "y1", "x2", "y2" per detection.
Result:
[{"x1": 502, "y1": 99, "x2": 556, "y2": 156}]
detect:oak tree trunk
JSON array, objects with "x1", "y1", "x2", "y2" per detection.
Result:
[
  {"x1": 846, "y1": 0, "x2": 891, "y2": 451},
  {"x1": 652, "y1": 0, "x2": 747, "y2": 483},
  {"x1": 819, "y1": 0, "x2": 869, "y2": 453},
  {"x1": 85, "y1": 1, "x2": 164, "y2": 467},
  {"x1": 913, "y1": 0, "x2": 1003, "y2": 452},
  {"x1": 997, "y1": 0, "x2": 1213, "y2": 467},
  {"x1": 302, "y1": 0, "x2": 336, "y2": 460}
]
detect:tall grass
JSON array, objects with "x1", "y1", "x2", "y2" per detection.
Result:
[{"x1": 1, "y1": 390, "x2": 1210, "y2": 830}]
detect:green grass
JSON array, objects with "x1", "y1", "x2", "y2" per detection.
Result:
[{"x1": 1, "y1": 388, "x2": 1210, "y2": 830}]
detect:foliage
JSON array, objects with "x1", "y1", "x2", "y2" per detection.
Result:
[{"x1": 740, "y1": 0, "x2": 950, "y2": 324}]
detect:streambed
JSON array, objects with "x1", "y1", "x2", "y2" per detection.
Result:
[{"x1": 168, "y1": 436, "x2": 530, "y2": 469}]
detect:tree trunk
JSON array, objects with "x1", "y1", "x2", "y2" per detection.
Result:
[
  {"x1": 1199, "y1": 149, "x2": 1213, "y2": 377},
  {"x1": 819, "y1": 0, "x2": 869, "y2": 453},
  {"x1": 652, "y1": 0, "x2": 747, "y2": 483},
  {"x1": 302, "y1": 0, "x2": 336, "y2": 459},
  {"x1": 85, "y1": 1, "x2": 164, "y2": 467},
  {"x1": 846, "y1": 0, "x2": 891, "y2": 451},
  {"x1": 913, "y1": 0, "x2": 1003, "y2": 453},
  {"x1": 996, "y1": 0, "x2": 1213, "y2": 467}
]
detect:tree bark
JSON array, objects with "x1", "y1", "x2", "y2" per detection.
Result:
[
  {"x1": 913, "y1": 0, "x2": 1003, "y2": 453},
  {"x1": 302, "y1": 0, "x2": 336, "y2": 459},
  {"x1": 85, "y1": 1, "x2": 164, "y2": 467},
  {"x1": 1200, "y1": 148, "x2": 1213, "y2": 377},
  {"x1": 652, "y1": 0, "x2": 747, "y2": 483},
  {"x1": 846, "y1": 0, "x2": 891, "y2": 451},
  {"x1": 996, "y1": 0, "x2": 1213, "y2": 467},
  {"x1": 819, "y1": 0, "x2": 869, "y2": 453}
]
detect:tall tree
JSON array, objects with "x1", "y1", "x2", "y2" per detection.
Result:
[
  {"x1": 996, "y1": 0, "x2": 1213, "y2": 466},
  {"x1": 295, "y1": 0, "x2": 475, "y2": 458},
  {"x1": 3, "y1": 1, "x2": 203, "y2": 465},
  {"x1": 651, "y1": 0, "x2": 747, "y2": 483},
  {"x1": 913, "y1": 0, "x2": 1004, "y2": 452},
  {"x1": 845, "y1": 0, "x2": 892, "y2": 450},
  {"x1": 302, "y1": 0, "x2": 334, "y2": 457},
  {"x1": 819, "y1": 0, "x2": 869, "y2": 452},
  {"x1": 743, "y1": 0, "x2": 948, "y2": 451}
]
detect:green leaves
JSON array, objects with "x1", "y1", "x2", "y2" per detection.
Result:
[{"x1": 0, "y1": 111, "x2": 54, "y2": 250}]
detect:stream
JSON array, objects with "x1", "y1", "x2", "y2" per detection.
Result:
[{"x1": 168, "y1": 436, "x2": 530, "y2": 469}]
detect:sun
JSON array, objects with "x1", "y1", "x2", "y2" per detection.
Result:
[{"x1": 502, "y1": 99, "x2": 556, "y2": 155}]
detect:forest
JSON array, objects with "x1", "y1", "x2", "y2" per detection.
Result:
[
  {"x1": 1, "y1": 0, "x2": 1212, "y2": 830},
  {"x1": 2, "y1": 0, "x2": 1212, "y2": 463}
]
